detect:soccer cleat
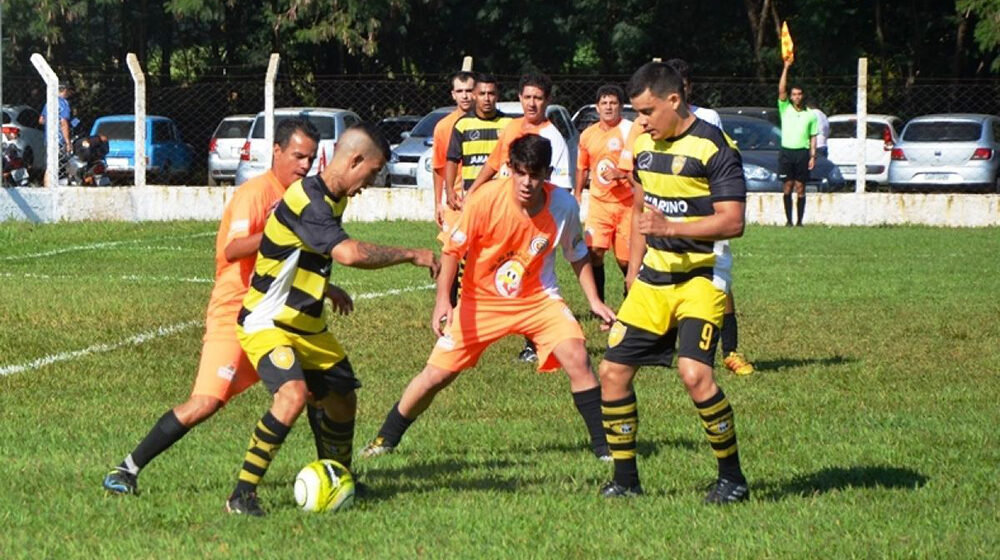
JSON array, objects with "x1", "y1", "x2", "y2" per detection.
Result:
[
  {"x1": 599, "y1": 480, "x2": 643, "y2": 498},
  {"x1": 704, "y1": 478, "x2": 750, "y2": 505},
  {"x1": 225, "y1": 491, "x2": 266, "y2": 516},
  {"x1": 593, "y1": 445, "x2": 613, "y2": 462},
  {"x1": 516, "y1": 345, "x2": 538, "y2": 363},
  {"x1": 723, "y1": 351, "x2": 755, "y2": 376},
  {"x1": 359, "y1": 436, "x2": 395, "y2": 459},
  {"x1": 103, "y1": 468, "x2": 138, "y2": 495}
]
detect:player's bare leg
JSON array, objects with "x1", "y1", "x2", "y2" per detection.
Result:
[{"x1": 551, "y1": 339, "x2": 611, "y2": 460}]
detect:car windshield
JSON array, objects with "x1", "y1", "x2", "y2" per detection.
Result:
[
  {"x1": 95, "y1": 121, "x2": 135, "y2": 140},
  {"x1": 903, "y1": 121, "x2": 982, "y2": 142},
  {"x1": 251, "y1": 114, "x2": 337, "y2": 140},
  {"x1": 215, "y1": 119, "x2": 252, "y2": 139},
  {"x1": 829, "y1": 121, "x2": 890, "y2": 140},
  {"x1": 720, "y1": 118, "x2": 781, "y2": 150},
  {"x1": 2, "y1": 112, "x2": 10, "y2": 124},
  {"x1": 409, "y1": 110, "x2": 450, "y2": 137}
]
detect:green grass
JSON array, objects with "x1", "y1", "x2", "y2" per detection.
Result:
[{"x1": 1, "y1": 220, "x2": 998, "y2": 558}]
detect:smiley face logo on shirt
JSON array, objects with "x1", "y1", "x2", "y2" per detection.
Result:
[{"x1": 494, "y1": 260, "x2": 526, "y2": 297}]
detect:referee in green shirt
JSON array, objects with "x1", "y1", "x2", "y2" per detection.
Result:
[{"x1": 778, "y1": 58, "x2": 818, "y2": 227}]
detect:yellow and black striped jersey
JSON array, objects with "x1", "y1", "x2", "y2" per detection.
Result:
[
  {"x1": 446, "y1": 110, "x2": 511, "y2": 190},
  {"x1": 238, "y1": 175, "x2": 349, "y2": 336},
  {"x1": 633, "y1": 118, "x2": 746, "y2": 290}
]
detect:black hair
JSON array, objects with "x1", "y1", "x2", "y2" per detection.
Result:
[
  {"x1": 476, "y1": 73, "x2": 498, "y2": 88},
  {"x1": 450, "y1": 71, "x2": 476, "y2": 89},
  {"x1": 664, "y1": 58, "x2": 691, "y2": 82},
  {"x1": 518, "y1": 72, "x2": 552, "y2": 98},
  {"x1": 626, "y1": 62, "x2": 686, "y2": 103},
  {"x1": 275, "y1": 117, "x2": 320, "y2": 149},
  {"x1": 346, "y1": 122, "x2": 391, "y2": 162},
  {"x1": 596, "y1": 84, "x2": 625, "y2": 105},
  {"x1": 508, "y1": 134, "x2": 552, "y2": 175}
]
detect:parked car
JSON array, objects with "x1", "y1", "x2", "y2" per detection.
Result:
[
  {"x1": 719, "y1": 113, "x2": 845, "y2": 192},
  {"x1": 207, "y1": 114, "x2": 254, "y2": 186},
  {"x1": 888, "y1": 113, "x2": 1000, "y2": 193},
  {"x1": 234, "y1": 107, "x2": 363, "y2": 186},
  {"x1": 716, "y1": 106, "x2": 780, "y2": 126},
  {"x1": 388, "y1": 107, "x2": 453, "y2": 188},
  {"x1": 570, "y1": 104, "x2": 637, "y2": 133},
  {"x1": 2, "y1": 104, "x2": 46, "y2": 178},
  {"x1": 377, "y1": 115, "x2": 421, "y2": 148},
  {"x1": 91, "y1": 115, "x2": 195, "y2": 184},
  {"x1": 826, "y1": 114, "x2": 903, "y2": 189}
]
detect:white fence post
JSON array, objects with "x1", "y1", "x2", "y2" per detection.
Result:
[
  {"x1": 264, "y1": 53, "x2": 280, "y2": 169},
  {"x1": 29, "y1": 54, "x2": 59, "y2": 188},
  {"x1": 126, "y1": 54, "x2": 147, "y2": 188},
  {"x1": 855, "y1": 57, "x2": 868, "y2": 194}
]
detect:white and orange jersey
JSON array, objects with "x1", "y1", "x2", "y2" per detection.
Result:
[
  {"x1": 442, "y1": 177, "x2": 588, "y2": 303},
  {"x1": 578, "y1": 118, "x2": 634, "y2": 204},
  {"x1": 486, "y1": 117, "x2": 572, "y2": 189}
]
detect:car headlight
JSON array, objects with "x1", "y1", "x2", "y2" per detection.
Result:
[
  {"x1": 743, "y1": 164, "x2": 773, "y2": 181},
  {"x1": 389, "y1": 151, "x2": 399, "y2": 164},
  {"x1": 423, "y1": 156, "x2": 432, "y2": 172}
]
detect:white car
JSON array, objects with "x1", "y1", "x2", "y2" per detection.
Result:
[
  {"x1": 2, "y1": 105, "x2": 46, "y2": 178},
  {"x1": 234, "y1": 107, "x2": 363, "y2": 186},
  {"x1": 826, "y1": 114, "x2": 903, "y2": 188},
  {"x1": 207, "y1": 114, "x2": 254, "y2": 186}
]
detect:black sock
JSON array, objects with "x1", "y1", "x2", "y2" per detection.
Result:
[
  {"x1": 524, "y1": 338, "x2": 536, "y2": 352},
  {"x1": 119, "y1": 410, "x2": 190, "y2": 475},
  {"x1": 721, "y1": 312, "x2": 738, "y2": 355},
  {"x1": 233, "y1": 411, "x2": 291, "y2": 496},
  {"x1": 603, "y1": 393, "x2": 640, "y2": 487},
  {"x1": 306, "y1": 405, "x2": 356, "y2": 469},
  {"x1": 376, "y1": 402, "x2": 415, "y2": 447},
  {"x1": 694, "y1": 389, "x2": 745, "y2": 484},
  {"x1": 593, "y1": 264, "x2": 606, "y2": 303},
  {"x1": 796, "y1": 196, "x2": 806, "y2": 225},
  {"x1": 572, "y1": 387, "x2": 608, "y2": 456},
  {"x1": 783, "y1": 193, "x2": 793, "y2": 224}
]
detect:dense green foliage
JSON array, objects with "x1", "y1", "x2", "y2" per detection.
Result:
[{"x1": 1, "y1": 220, "x2": 998, "y2": 557}]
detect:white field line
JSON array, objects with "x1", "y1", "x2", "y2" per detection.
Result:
[
  {"x1": 1, "y1": 231, "x2": 215, "y2": 261},
  {"x1": 0, "y1": 283, "x2": 435, "y2": 377},
  {"x1": 0, "y1": 272, "x2": 214, "y2": 284}
]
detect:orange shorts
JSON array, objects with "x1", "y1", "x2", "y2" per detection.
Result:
[
  {"x1": 428, "y1": 296, "x2": 585, "y2": 373},
  {"x1": 190, "y1": 336, "x2": 258, "y2": 402},
  {"x1": 585, "y1": 199, "x2": 632, "y2": 261}
]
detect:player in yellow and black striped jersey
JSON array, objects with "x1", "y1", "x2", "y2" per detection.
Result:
[
  {"x1": 597, "y1": 62, "x2": 751, "y2": 504},
  {"x1": 445, "y1": 73, "x2": 511, "y2": 193},
  {"x1": 224, "y1": 124, "x2": 440, "y2": 516}
]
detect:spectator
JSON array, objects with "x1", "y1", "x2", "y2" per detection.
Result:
[
  {"x1": 809, "y1": 103, "x2": 830, "y2": 158},
  {"x1": 39, "y1": 83, "x2": 76, "y2": 178}
]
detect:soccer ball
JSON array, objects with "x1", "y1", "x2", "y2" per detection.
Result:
[{"x1": 294, "y1": 459, "x2": 356, "y2": 512}]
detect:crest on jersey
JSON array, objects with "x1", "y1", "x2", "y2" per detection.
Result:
[
  {"x1": 494, "y1": 260, "x2": 525, "y2": 297},
  {"x1": 596, "y1": 158, "x2": 615, "y2": 185},
  {"x1": 671, "y1": 155, "x2": 687, "y2": 175},
  {"x1": 608, "y1": 137, "x2": 622, "y2": 151},
  {"x1": 528, "y1": 236, "x2": 550, "y2": 256},
  {"x1": 607, "y1": 321, "x2": 627, "y2": 348},
  {"x1": 469, "y1": 129, "x2": 481, "y2": 141},
  {"x1": 636, "y1": 151, "x2": 653, "y2": 171}
]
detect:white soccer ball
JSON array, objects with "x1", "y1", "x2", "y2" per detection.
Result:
[{"x1": 294, "y1": 459, "x2": 356, "y2": 512}]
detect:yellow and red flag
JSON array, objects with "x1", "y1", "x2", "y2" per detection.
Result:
[{"x1": 780, "y1": 21, "x2": 795, "y2": 63}]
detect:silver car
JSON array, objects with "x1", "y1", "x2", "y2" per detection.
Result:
[
  {"x1": 207, "y1": 114, "x2": 253, "y2": 186},
  {"x1": 2, "y1": 105, "x2": 46, "y2": 177},
  {"x1": 388, "y1": 107, "x2": 453, "y2": 188},
  {"x1": 888, "y1": 114, "x2": 1000, "y2": 193}
]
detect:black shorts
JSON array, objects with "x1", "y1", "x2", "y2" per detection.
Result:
[
  {"x1": 603, "y1": 317, "x2": 719, "y2": 368},
  {"x1": 779, "y1": 148, "x2": 811, "y2": 183},
  {"x1": 256, "y1": 348, "x2": 361, "y2": 400}
]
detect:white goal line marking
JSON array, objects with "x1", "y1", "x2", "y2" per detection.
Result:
[
  {"x1": 1, "y1": 231, "x2": 215, "y2": 261},
  {"x1": 0, "y1": 283, "x2": 435, "y2": 377}
]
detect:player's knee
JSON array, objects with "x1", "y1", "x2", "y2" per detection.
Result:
[
  {"x1": 589, "y1": 249, "x2": 606, "y2": 265},
  {"x1": 274, "y1": 380, "x2": 308, "y2": 415},
  {"x1": 598, "y1": 360, "x2": 628, "y2": 387},
  {"x1": 175, "y1": 395, "x2": 223, "y2": 426},
  {"x1": 420, "y1": 366, "x2": 457, "y2": 391},
  {"x1": 676, "y1": 361, "x2": 713, "y2": 393}
]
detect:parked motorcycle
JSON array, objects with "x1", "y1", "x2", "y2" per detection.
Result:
[
  {"x1": 1, "y1": 141, "x2": 30, "y2": 187},
  {"x1": 67, "y1": 135, "x2": 111, "y2": 186}
]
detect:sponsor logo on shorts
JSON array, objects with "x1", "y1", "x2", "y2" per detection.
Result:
[
  {"x1": 671, "y1": 155, "x2": 687, "y2": 175},
  {"x1": 608, "y1": 321, "x2": 626, "y2": 348},
  {"x1": 270, "y1": 346, "x2": 295, "y2": 370},
  {"x1": 436, "y1": 333, "x2": 456, "y2": 350},
  {"x1": 528, "y1": 236, "x2": 550, "y2": 256},
  {"x1": 494, "y1": 259, "x2": 525, "y2": 298},
  {"x1": 217, "y1": 364, "x2": 237, "y2": 381}
]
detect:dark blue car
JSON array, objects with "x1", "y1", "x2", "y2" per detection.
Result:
[{"x1": 91, "y1": 115, "x2": 194, "y2": 184}]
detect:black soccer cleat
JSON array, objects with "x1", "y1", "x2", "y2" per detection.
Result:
[
  {"x1": 704, "y1": 477, "x2": 750, "y2": 505},
  {"x1": 599, "y1": 480, "x2": 643, "y2": 498},
  {"x1": 225, "y1": 491, "x2": 266, "y2": 516},
  {"x1": 516, "y1": 345, "x2": 538, "y2": 363},
  {"x1": 103, "y1": 468, "x2": 138, "y2": 495}
]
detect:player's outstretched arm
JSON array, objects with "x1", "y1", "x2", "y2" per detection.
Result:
[
  {"x1": 570, "y1": 256, "x2": 616, "y2": 329},
  {"x1": 331, "y1": 239, "x2": 440, "y2": 277},
  {"x1": 431, "y1": 254, "x2": 460, "y2": 336}
]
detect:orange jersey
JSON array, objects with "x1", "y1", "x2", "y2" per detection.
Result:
[
  {"x1": 486, "y1": 117, "x2": 572, "y2": 189},
  {"x1": 432, "y1": 107, "x2": 465, "y2": 195},
  {"x1": 442, "y1": 177, "x2": 588, "y2": 303},
  {"x1": 617, "y1": 121, "x2": 649, "y2": 174},
  {"x1": 204, "y1": 170, "x2": 286, "y2": 337},
  {"x1": 577, "y1": 118, "x2": 634, "y2": 204}
]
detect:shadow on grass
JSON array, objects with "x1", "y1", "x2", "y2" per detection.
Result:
[
  {"x1": 357, "y1": 457, "x2": 541, "y2": 501},
  {"x1": 525, "y1": 436, "x2": 701, "y2": 458},
  {"x1": 753, "y1": 354, "x2": 855, "y2": 372},
  {"x1": 756, "y1": 465, "x2": 929, "y2": 501}
]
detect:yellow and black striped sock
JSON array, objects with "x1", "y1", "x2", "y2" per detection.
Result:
[
  {"x1": 233, "y1": 411, "x2": 291, "y2": 496},
  {"x1": 694, "y1": 389, "x2": 745, "y2": 483},
  {"x1": 603, "y1": 393, "x2": 640, "y2": 487},
  {"x1": 317, "y1": 414, "x2": 355, "y2": 469}
]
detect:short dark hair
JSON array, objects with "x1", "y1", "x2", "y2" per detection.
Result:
[
  {"x1": 626, "y1": 62, "x2": 686, "y2": 103},
  {"x1": 508, "y1": 134, "x2": 552, "y2": 175},
  {"x1": 519, "y1": 72, "x2": 552, "y2": 98},
  {"x1": 476, "y1": 73, "x2": 498, "y2": 88},
  {"x1": 274, "y1": 117, "x2": 320, "y2": 149},
  {"x1": 665, "y1": 58, "x2": 691, "y2": 82},
  {"x1": 596, "y1": 84, "x2": 625, "y2": 105},
  {"x1": 450, "y1": 71, "x2": 476, "y2": 89},
  {"x1": 346, "y1": 122, "x2": 391, "y2": 162}
]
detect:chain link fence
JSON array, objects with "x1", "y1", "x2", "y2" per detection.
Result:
[{"x1": 3, "y1": 69, "x2": 999, "y2": 187}]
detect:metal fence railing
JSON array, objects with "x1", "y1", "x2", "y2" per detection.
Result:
[{"x1": 3, "y1": 68, "x2": 999, "y2": 187}]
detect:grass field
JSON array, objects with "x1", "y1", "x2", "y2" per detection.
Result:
[{"x1": 1, "y1": 219, "x2": 998, "y2": 558}]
